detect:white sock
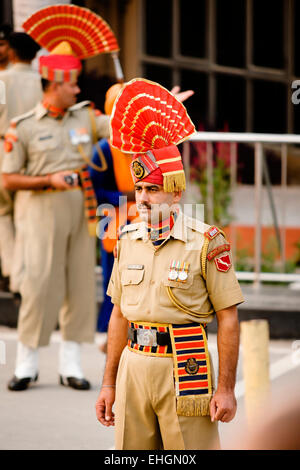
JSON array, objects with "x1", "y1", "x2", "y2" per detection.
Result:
[
  {"x1": 59, "y1": 341, "x2": 84, "y2": 379},
  {"x1": 15, "y1": 342, "x2": 38, "y2": 379}
]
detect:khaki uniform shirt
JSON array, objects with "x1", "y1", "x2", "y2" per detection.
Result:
[
  {"x1": 1, "y1": 101, "x2": 110, "y2": 175},
  {"x1": 107, "y1": 211, "x2": 244, "y2": 325}
]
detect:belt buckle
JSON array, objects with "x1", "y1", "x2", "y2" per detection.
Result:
[{"x1": 136, "y1": 328, "x2": 158, "y2": 347}]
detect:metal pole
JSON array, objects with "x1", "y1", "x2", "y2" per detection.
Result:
[
  {"x1": 262, "y1": 153, "x2": 282, "y2": 255},
  {"x1": 230, "y1": 142, "x2": 237, "y2": 264},
  {"x1": 206, "y1": 142, "x2": 214, "y2": 225},
  {"x1": 254, "y1": 143, "x2": 263, "y2": 289},
  {"x1": 281, "y1": 144, "x2": 287, "y2": 273},
  {"x1": 111, "y1": 52, "x2": 124, "y2": 83}
]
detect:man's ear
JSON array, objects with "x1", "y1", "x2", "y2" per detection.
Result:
[{"x1": 173, "y1": 190, "x2": 182, "y2": 203}]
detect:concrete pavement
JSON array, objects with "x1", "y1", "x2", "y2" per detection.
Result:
[{"x1": 0, "y1": 326, "x2": 299, "y2": 450}]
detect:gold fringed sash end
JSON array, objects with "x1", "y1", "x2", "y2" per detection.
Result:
[
  {"x1": 163, "y1": 171, "x2": 186, "y2": 193},
  {"x1": 176, "y1": 394, "x2": 212, "y2": 417},
  {"x1": 169, "y1": 323, "x2": 213, "y2": 417}
]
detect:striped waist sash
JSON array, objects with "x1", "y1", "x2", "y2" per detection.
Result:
[{"x1": 127, "y1": 321, "x2": 212, "y2": 416}]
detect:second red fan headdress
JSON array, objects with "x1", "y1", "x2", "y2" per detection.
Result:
[{"x1": 22, "y1": 4, "x2": 124, "y2": 82}]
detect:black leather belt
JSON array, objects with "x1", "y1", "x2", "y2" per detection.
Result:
[
  {"x1": 128, "y1": 325, "x2": 208, "y2": 348},
  {"x1": 128, "y1": 326, "x2": 172, "y2": 347}
]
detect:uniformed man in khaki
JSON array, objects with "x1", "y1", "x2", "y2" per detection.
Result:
[
  {"x1": 95, "y1": 79, "x2": 245, "y2": 450},
  {"x1": 2, "y1": 39, "x2": 110, "y2": 391},
  {"x1": 0, "y1": 32, "x2": 42, "y2": 292}
]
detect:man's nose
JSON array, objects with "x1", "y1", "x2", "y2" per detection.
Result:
[{"x1": 139, "y1": 189, "x2": 150, "y2": 203}]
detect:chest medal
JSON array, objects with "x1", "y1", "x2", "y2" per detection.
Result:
[
  {"x1": 69, "y1": 128, "x2": 90, "y2": 145},
  {"x1": 168, "y1": 260, "x2": 190, "y2": 282}
]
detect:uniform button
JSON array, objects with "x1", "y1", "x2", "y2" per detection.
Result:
[
  {"x1": 150, "y1": 280, "x2": 155, "y2": 285},
  {"x1": 154, "y1": 251, "x2": 159, "y2": 256}
]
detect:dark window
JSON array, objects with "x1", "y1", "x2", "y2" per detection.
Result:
[
  {"x1": 252, "y1": 0, "x2": 284, "y2": 69},
  {"x1": 143, "y1": 64, "x2": 173, "y2": 90},
  {"x1": 145, "y1": 0, "x2": 173, "y2": 58},
  {"x1": 141, "y1": 0, "x2": 295, "y2": 137},
  {"x1": 294, "y1": 0, "x2": 300, "y2": 76},
  {"x1": 216, "y1": 74, "x2": 246, "y2": 132},
  {"x1": 253, "y1": 80, "x2": 286, "y2": 133},
  {"x1": 179, "y1": 0, "x2": 206, "y2": 58},
  {"x1": 216, "y1": 0, "x2": 246, "y2": 68},
  {"x1": 180, "y1": 69, "x2": 208, "y2": 129}
]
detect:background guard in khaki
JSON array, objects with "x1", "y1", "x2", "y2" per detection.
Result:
[
  {"x1": 0, "y1": 32, "x2": 42, "y2": 292},
  {"x1": 2, "y1": 27, "x2": 110, "y2": 392}
]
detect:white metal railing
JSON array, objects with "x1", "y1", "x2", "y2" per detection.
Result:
[{"x1": 183, "y1": 132, "x2": 300, "y2": 289}]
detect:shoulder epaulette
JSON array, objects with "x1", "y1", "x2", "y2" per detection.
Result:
[
  {"x1": 201, "y1": 225, "x2": 227, "y2": 280},
  {"x1": 119, "y1": 223, "x2": 141, "y2": 238},
  {"x1": 10, "y1": 109, "x2": 35, "y2": 128},
  {"x1": 69, "y1": 100, "x2": 91, "y2": 112},
  {"x1": 204, "y1": 225, "x2": 221, "y2": 240}
]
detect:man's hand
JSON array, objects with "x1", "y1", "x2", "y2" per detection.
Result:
[
  {"x1": 95, "y1": 386, "x2": 115, "y2": 427},
  {"x1": 171, "y1": 86, "x2": 194, "y2": 103},
  {"x1": 95, "y1": 305, "x2": 128, "y2": 428},
  {"x1": 49, "y1": 170, "x2": 79, "y2": 190},
  {"x1": 212, "y1": 306, "x2": 239, "y2": 423},
  {"x1": 210, "y1": 389, "x2": 237, "y2": 423}
]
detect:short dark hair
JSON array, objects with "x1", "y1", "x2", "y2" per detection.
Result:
[{"x1": 8, "y1": 32, "x2": 40, "y2": 61}]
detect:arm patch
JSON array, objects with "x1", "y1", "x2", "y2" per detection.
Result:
[{"x1": 207, "y1": 243, "x2": 231, "y2": 261}]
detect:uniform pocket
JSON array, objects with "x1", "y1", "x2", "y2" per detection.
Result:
[
  {"x1": 160, "y1": 274, "x2": 197, "y2": 309},
  {"x1": 163, "y1": 274, "x2": 194, "y2": 290},
  {"x1": 31, "y1": 135, "x2": 59, "y2": 151},
  {"x1": 121, "y1": 269, "x2": 145, "y2": 305}
]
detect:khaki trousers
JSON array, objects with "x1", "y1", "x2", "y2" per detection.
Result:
[
  {"x1": 0, "y1": 144, "x2": 14, "y2": 277},
  {"x1": 115, "y1": 347, "x2": 220, "y2": 450},
  {"x1": 0, "y1": 213, "x2": 14, "y2": 277},
  {"x1": 18, "y1": 189, "x2": 96, "y2": 348},
  {"x1": 9, "y1": 190, "x2": 29, "y2": 293}
]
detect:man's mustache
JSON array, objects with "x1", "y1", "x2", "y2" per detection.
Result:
[{"x1": 137, "y1": 203, "x2": 151, "y2": 210}]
